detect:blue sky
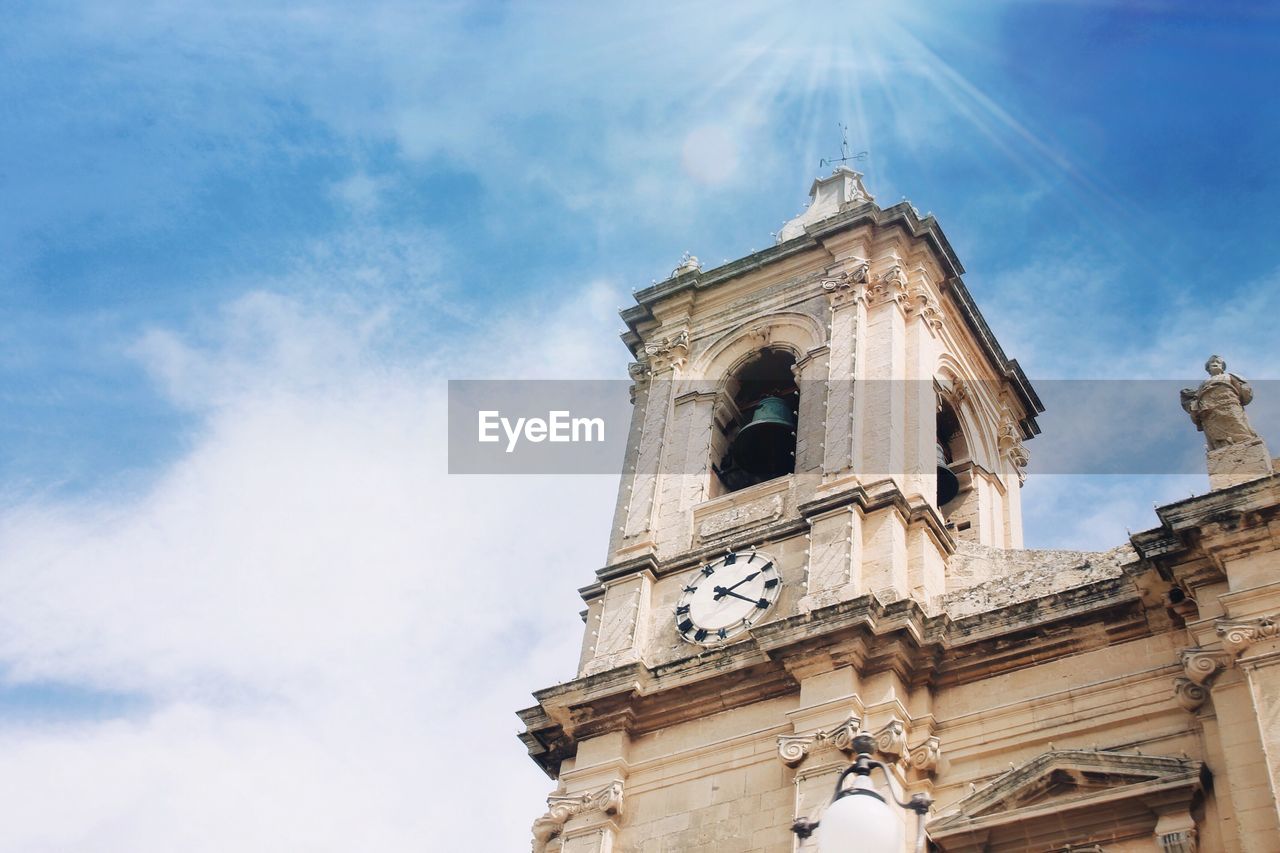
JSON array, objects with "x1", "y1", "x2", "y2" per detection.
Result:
[{"x1": 1, "y1": 2, "x2": 1279, "y2": 850}]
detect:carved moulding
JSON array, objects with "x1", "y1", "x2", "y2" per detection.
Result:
[
  {"x1": 868, "y1": 253, "x2": 910, "y2": 307},
  {"x1": 531, "y1": 780, "x2": 624, "y2": 853},
  {"x1": 1216, "y1": 615, "x2": 1280, "y2": 656}
]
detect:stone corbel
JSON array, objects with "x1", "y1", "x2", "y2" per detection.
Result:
[
  {"x1": 820, "y1": 259, "x2": 869, "y2": 307},
  {"x1": 531, "y1": 780, "x2": 624, "y2": 853},
  {"x1": 642, "y1": 330, "x2": 689, "y2": 373},
  {"x1": 906, "y1": 265, "x2": 944, "y2": 332},
  {"x1": 627, "y1": 361, "x2": 650, "y2": 404},
  {"x1": 1180, "y1": 648, "x2": 1230, "y2": 686},
  {"x1": 869, "y1": 252, "x2": 910, "y2": 307},
  {"x1": 1216, "y1": 615, "x2": 1280, "y2": 656},
  {"x1": 909, "y1": 736, "x2": 942, "y2": 774},
  {"x1": 1172, "y1": 676, "x2": 1210, "y2": 712},
  {"x1": 998, "y1": 415, "x2": 1030, "y2": 484},
  {"x1": 776, "y1": 715, "x2": 861, "y2": 767},
  {"x1": 872, "y1": 718, "x2": 908, "y2": 761}
]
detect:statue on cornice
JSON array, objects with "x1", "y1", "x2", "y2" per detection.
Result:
[{"x1": 1181, "y1": 355, "x2": 1259, "y2": 449}]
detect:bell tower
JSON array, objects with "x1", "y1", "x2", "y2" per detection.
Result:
[{"x1": 520, "y1": 168, "x2": 1042, "y2": 852}]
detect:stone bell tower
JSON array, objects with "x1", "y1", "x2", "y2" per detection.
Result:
[{"x1": 519, "y1": 168, "x2": 1043, "y2": 852}]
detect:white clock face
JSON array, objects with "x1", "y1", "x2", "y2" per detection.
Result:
[{"x1": 675, "y1": 551, "x2": 781, "y2": 646}]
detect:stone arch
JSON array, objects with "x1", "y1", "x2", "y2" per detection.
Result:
[
  {"x1": 688, "y1": 312, "x2": 826, "y2": 385},
  {"x1": 935, "y1": 356, "x2": 999, "y2": 473}
]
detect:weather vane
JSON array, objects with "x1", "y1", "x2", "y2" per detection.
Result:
[{"x1": 820, "y1": 123, "x2": 868, "y2": 169}]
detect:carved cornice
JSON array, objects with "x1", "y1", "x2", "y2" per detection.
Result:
[
  {"x1": 531, "y1": 780, "x2": 624, "y2": 853},
  {"x1": 1216, "y1": 615, "x2": 1280, "y2": 656}
]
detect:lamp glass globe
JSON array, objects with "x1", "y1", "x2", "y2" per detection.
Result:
[{"x1": 816, "y1": 779, "x2": 902, "y2": 853}]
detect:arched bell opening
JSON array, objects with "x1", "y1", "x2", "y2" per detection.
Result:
[
  {"x1": 711, "y1": 348, "x2": 799, "y2": 496},
  {"x1": 936, "y1": 398, "x2": 968, "y2": 511}
]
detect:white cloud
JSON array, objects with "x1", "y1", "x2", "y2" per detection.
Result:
[{"x1": 0, "y1": 233, "x2": 625, "y2": 851}]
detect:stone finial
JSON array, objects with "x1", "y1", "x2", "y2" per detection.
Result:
[
  {"x1": 671, "y1": 251, "x2": 701, "y2": 277},
  {"x1": 1181, "y1": 355, "x2": 1271, "y2": 488},
  {"x1": 776, "y1": 167, "x2": 874, "y2": 243}
]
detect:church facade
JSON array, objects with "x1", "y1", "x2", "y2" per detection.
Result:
[{"x1": 518, "y1": 169, "x2": 1280, "y2": 852}]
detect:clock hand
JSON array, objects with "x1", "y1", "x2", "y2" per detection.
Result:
[
  {"x1": 712, "y1": 587, "x2": 760, "y2": 605},
  {"x1": 713, "y1": 571, "x2": 760, "y2": 600}
]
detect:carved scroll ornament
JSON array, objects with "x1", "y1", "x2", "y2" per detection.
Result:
[
  {"x1": 1217, "y1": 615, "x2": 1280, "y2": 656},
  {"x1": 777, "y1": 715, "x2": 861, "y2": 767},
  {"x1": 531, "y1": 780, "x2": 624, "y2": 853}
]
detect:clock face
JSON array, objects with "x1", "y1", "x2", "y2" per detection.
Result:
[{"x1": 674, "y1": 550, "x2": 781, "y2": 646}]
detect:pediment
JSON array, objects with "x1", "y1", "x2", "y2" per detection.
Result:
[{"x1": 931, "y1": 749, "x2": 1206, "y2": 839}]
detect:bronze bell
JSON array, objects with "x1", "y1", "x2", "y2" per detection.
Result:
[
  {"x1": 936, "y1": 442, "x2": 961, "y2": 506},
  {"x1": 730, "y1": 396, "x2": 797, "y2": 477}
]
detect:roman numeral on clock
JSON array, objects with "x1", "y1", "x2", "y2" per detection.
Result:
[{"x1": 675, "y1": 605, "x2": 690, "y2": 615}]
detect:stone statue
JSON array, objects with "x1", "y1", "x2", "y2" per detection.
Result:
[{"x1": 1181, "y1": 355, "x2": 1258, "y2": 449}]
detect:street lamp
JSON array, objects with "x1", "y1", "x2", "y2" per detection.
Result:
[{"x1": 791, "y1": 734, "x2": 933, "y2": 853}]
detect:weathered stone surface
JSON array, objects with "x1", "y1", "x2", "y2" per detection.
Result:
[
  {"x1": 941, "y1": 542, "x2": 1133, "y2": 618},
  {"x1": 1207, "y1": 437, "x2": 1273, "y2": 490}
]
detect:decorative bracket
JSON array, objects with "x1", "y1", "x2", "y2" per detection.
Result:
[
  {"x1": 998, "y1": 413, "x2": 1030, "y2": 484},
  {"x1": 777, "y1": 715, "x2": 861, "y2": 767},
  {"x1": 910, "y1": 736, "x2": 943, "y2": 773},
  {"x1": 872, "y1": 718, "x2": 908, "y2": 760},
  {"x1": 1216, "y1": 615, "x2": 1280, "y2": 656},
  {"x1": 906, "y1": 264, "x2": 944, "y2": 331},
  {"x1": 1172, "y1": 676, "x2": 1210, "y2": 712},
  {"x1": 820, "y1": 259, "x2": 869, "y2": 307},
  {"x1": 531, "y1": 780, "x2": 624, "y2": 853},
  {"x1": 642, "y1": 329, "x2": 689, "y2": 373},
  {"x1": 868, "y1": 252, "x2": 910, "y2": 307},
  {"x1": 1180, "y1": 648, "x2": 1230, "y2": 686}
]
